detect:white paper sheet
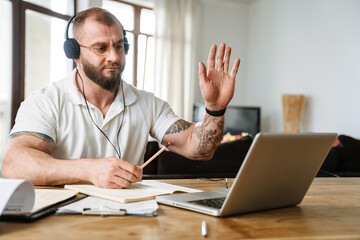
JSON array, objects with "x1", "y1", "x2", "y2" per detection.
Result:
[
  {"x1": 57, "y1": 196, "x2": 159, "y2": 215},
  {"x1": 0, "y1": 179, "x2": 35, "y2": 215}
]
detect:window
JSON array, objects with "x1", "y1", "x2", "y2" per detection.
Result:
[
  {"x1": 102, "y1": 1, "x2": 155, "y2": 91},
  {"x1": 25, "y1": 10, "x2": 69, "y2": 97},
  {"x1": 0, "y1": 0, "x2": 12, "y2": 168},
  {"x1": 137, "y1": 34, "x2": 155, "y2": 91},
  {"x1": 138, "y1": 8, "x2": 155, "y2": 91}
]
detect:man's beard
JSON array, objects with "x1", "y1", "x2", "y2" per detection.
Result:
[{"x1": 81, "y1": 58, "x2": 125, "y2": 93}]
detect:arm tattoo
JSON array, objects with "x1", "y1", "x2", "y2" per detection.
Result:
[
  {"x1": 10, "y1": 131, "x2": 54, "y2": 142},
  {"x1": 193, "y1": 115, "x2": 224, "y2": 157},
  {"x1": 165, "y1": 119, "x2": 193, "y2": 135}
]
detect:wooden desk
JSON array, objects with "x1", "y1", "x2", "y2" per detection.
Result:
[{"x1": 1, "y1": 178, "x2": 360, "y2": 239}]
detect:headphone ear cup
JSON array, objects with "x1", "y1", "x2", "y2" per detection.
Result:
[
  {"x1": 64, "y1": 38, "x2": 80, "y2": 59},
  {"x1": 122, "y1": 29, "x2": 129, "y2": 55},
  {"x1": 124, "y1": 36, "x2": 129, "y2": 55}
]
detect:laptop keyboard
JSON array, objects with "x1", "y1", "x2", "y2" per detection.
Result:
[{"x1": 188, "y1": 197, "x2": 226, "y2": 209}]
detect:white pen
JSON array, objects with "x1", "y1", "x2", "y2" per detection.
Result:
[{"x1": 202, "y1": 220, "x2": 207, "y2": 238}]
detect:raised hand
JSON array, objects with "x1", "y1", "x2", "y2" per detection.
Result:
[{"x1": 198, "y1": 43, "x2": 240, "y2": 110}]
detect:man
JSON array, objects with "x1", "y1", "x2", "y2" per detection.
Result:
[{"x1": 2, "y1": 8, "x2": 240, "y2": 189}]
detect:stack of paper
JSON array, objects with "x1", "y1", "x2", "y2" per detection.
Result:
[{"x1": 0, "y1": 178, "x2": 78, "y2": 221}]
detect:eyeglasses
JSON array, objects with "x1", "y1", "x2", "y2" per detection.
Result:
[{"x1": 79, "y1": 42, "x2": 128, "y2": 56}]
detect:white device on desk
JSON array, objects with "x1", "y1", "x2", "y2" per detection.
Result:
[{"x1": 156, "y1": 133, "x2": 337, "y2": 217}]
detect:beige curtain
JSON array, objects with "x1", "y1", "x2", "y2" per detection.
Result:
[{"x1": 154, "y1": 0, "x2": 199, "y2": 120}]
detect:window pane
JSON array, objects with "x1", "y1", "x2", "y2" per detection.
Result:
[
  {"x1": 140, "y1": 9, "x2": 155, "y2": 35},
  {"x1": 122, "y1": 32, "x2": 134, "y2": 85},
  {"x1": 0, "y1": 0, "x2": 12, "y2": 170},
  {"x1": 25, "y1": 10, "x2": 72, "y2": 97},
  {"x1": 137, "y1": 35, "x2": 155, "y2": 91},
  {"x1": 24, "y1": 0, "x2": 70, "y2": 15},
  {"x1": 103, "y1": 0, "x2": 134, "y2": 31}
]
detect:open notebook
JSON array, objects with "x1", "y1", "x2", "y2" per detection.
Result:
[{"x1": 65, "y1": 180, "x2": 201, "y2": 203}]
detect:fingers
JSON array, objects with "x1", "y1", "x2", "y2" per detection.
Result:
[
  {"x1": 109, "y1": 169, "x2": 141, "y2": 189},
  {"x1": 207, "y1": 44, "x2": 217, "y2": 70},
  {"x1": 230, "y1": 58, "x2": 241, "y2": 78},
  {"x1": 198, "y1": 62, "x2": 207, "y2": 84},
  {"x1": 118, "y1": 160, "x2": 142, "y2": 180},
  {"x1": 110, "y1": 171, "x2": 136, "y2": 189},
  {"x1": 216, "y1": 43, "x2": 226, "y2": 71},
  {"x1": 208, "y1": 43, "x2": 234, "y2": 75},
  {"x1": 104, "y1": 181, "x2": 127, "y2": 189},
  {"x1": 224, "y1": 47, "x2": 231, "y2": 73}
]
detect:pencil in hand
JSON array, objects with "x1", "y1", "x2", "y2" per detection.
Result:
[{"x1": 139, "y1": 142, "x2": 171, "y2": 170}]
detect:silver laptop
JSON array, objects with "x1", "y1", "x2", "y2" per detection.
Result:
[{"x1": 156, "y1": 133, "x2": 337, "y2": 217}]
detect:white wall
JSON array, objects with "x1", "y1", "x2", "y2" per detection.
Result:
[
  {"x1": 195, "y1": 0, "x2": 360, "y2": 137},
  {"x1": 194, "y1": 0, "x2": 249, "y2": 106}
]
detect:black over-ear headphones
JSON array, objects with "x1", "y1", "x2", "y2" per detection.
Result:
[{"x1": 63, "y1": 13, "x2": 129, "y2": 59}]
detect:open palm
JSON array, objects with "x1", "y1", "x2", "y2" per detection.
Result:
[{"x1": 199, "y1": 43, "x2": 240, "y2": 110}]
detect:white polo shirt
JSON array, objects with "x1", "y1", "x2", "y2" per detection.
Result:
[{"x1": 11, "y1": 70, "x2": 180, "y2": 165}]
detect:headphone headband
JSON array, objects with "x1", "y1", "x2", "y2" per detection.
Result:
[
  {"x1": 63, "y1": 13, "x2": 129, "y2": 59},
  {"x1": 65, "y1": 14, "x2": 77, "y2": 40}
]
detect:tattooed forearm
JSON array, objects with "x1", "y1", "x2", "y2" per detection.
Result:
[
  {"x1": 10, "y1": 131, "x2": 54, "y2": 142},
  {"x1": 193, "y1": 115, "x2": 224, "y2": 157},
  {"x1": 165, "y1": 119, "x2": 193, "y2": 135}
]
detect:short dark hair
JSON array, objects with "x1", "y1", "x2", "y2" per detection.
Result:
[{"x1": 73, "y1": 7, "x2": 123, "y2": 40}]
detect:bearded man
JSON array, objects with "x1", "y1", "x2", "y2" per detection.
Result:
[{"x1": 2, "y1": 7, "x2": 240, "y2": 189}]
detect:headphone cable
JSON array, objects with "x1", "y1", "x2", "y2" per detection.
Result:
[{"x1": 75, "y1": 67, "x2": 125, "y2": 158}]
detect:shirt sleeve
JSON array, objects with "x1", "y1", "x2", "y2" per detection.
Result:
[
  {"x1": 10, "y1": 91, "x2": 57, "y2": 142},
  {"x1": 150, "y1": 96, "x2": 180, "y2": 143}
]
